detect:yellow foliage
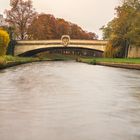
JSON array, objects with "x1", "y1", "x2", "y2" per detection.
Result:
[
  {"x1": 104, "y1": 41, "x2": 120, "y2": 58},
  {"x1": 0, "y1": 29, "x2": 10, "y2": 56}
]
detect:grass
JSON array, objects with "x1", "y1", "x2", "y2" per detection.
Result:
[{"x1": 78, "y1": 58, "x2": 140, "y2": 65}]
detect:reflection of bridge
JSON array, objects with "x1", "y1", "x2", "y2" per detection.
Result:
[{"x1": 14, "y1": 40, "x2": 107, "y2": 57}]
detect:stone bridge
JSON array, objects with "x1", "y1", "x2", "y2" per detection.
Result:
[{"x1": 14, "y1": 40, "x2": 107, "y2": 57}]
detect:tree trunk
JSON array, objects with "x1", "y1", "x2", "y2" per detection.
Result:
[{"x1": 124, "y1": 40, "x2": 129, "y2": 58}]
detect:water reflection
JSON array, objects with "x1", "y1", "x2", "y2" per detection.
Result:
[{"x1": 0, "y1": 61, "x2": 140, "y2": 140}]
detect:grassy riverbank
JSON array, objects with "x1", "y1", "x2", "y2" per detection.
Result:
[
  {"x1": 1, "y1": 54, "x2": 140, "y2": 70},
  {"x1": 78, "y1": 58, "x2": 140, "y2": 64},
  {"x1": 77, "y1": 58, "x2": 140, "y2": 70},
  {"x1": 0, "y1": 55, "x2": 40, "y2": 69},
  {"x1": 0, "y1": 54, "x2": 76, "y2": 69}
]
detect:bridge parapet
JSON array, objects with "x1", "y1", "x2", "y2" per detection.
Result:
[{"x1": 16, "y1": 40, "x2": 107, "y2": 45}]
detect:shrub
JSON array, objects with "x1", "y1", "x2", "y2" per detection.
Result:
[{"x1": 0, "y1": 29, "x2": 10, "y2": 56}]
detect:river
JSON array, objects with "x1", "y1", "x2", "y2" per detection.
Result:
[{"x1": 0, "y1": 61, "x2": 140, "y2": 140}]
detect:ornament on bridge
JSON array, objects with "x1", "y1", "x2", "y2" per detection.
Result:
[{"x1": 61, "y1": 35, "x2": 70, "y2": 47}]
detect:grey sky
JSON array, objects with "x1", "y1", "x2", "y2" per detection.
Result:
[{"x1": 0, "y1": 0, "x2": 119, "y2": 38}]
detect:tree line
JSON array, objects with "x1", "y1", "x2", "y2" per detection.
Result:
[
  {"x1": 101, "y1": 0, "x2": 140, "y2": 58},
  {"x1": 5, "y1": 0, "x2": 98, "y2": 40},
  {"x1": 27, "y1": 14, "x2": 98, "y2": 40}
]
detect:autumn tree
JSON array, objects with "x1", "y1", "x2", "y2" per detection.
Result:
[
  {"x1": 5, "y1": 0, "x2": 36, "y2": 40},
  {"x1": 70, "y1": 24, "x2": 82, "y2": 39},
  {"x1": 101, "y1": 0, "x2": 140, "y2": 58},
  {"x1": 56, "y1": 18, "x2": 71, "y2": 38},
  {"x1": 70, "y1": 23, "x2": 97, "y2": 40},
  {"x1": 28, "y1": 14, "x2": 57, "y2": 40},
  {"x1": 28, "y1": 13, "x2": 97, "y2": 40},
  {"x1": 10, "y1": 0, "x2": 18, "y2": 8},
  {"x1": 0, "y1": 29, "x2": 10, "y2": 56}
]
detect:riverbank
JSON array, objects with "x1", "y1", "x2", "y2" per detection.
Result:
[
  {"x1": 77, "y1": 58, "x2": 140, "y2": 70},
  {"x1": 1, "y1": 55, "x2": 140, "y2": 70},
  {"x1": 0, "y1": 56, "x2": 40, "y2": 69},
  {"x1": 0, "y1": 54, "x2": 76, "y2": 70}
]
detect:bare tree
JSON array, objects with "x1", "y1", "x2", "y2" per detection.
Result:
[{"x1": 5, "y1": 0, "x2": 37, "y2": 40}]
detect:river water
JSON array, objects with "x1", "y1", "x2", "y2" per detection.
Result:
[{"x1": 0, "y1": 61, "x2": 140, "y2": 140}]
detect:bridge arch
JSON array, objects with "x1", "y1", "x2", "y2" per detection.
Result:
[{"x1": 18, "y1": 46, "x2": 104, "y2": 57}]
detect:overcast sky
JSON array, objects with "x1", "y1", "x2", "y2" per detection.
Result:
[{"x1": 0, "y1": 0, "x2": 119, "y2": 38}]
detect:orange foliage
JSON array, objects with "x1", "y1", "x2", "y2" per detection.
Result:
[{"x1": 28, "y1": 14, "x2": 98, "y2": 40}]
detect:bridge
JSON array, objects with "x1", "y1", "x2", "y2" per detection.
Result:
[{"x1": 14, "y1": 40, "x2": 107, "y2": 57}]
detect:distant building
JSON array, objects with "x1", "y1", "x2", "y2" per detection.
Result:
[{"x1": 0, "y1": 14, "x2": 9, "y2": 27}]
